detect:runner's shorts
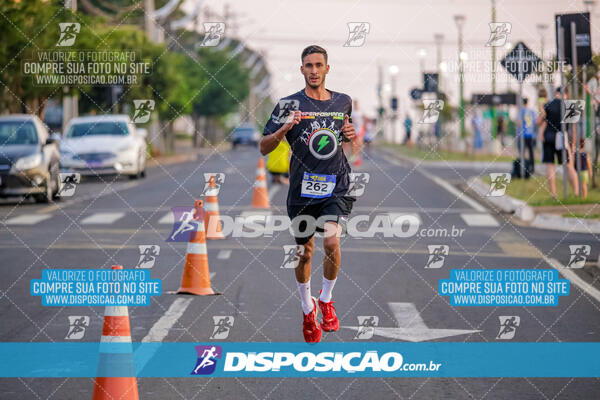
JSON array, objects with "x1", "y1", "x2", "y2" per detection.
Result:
[{"x1": 287, "y1": 196, "x2": 354, "y2": 245}]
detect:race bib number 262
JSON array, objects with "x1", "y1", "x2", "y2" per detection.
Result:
[{"x1": 301, "y1": 172, "x2": 336, "y2": 198}]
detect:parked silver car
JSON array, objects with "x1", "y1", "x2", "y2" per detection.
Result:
[
  {"x1": 0, "y1": 114, "x2": 60, "y2": 203},
  {"x1": 60, "y1": 115, "x2": 147, "y2": 179}
]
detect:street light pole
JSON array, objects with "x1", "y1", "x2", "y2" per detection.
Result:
[
  {"x1": 62, "y1": 0, "x2": 78, "y2": 131},
  {"x1": 454, "y1": 15, "x2": 466, "y2": 145},
  {"x1": 491, "y1": 0, "x2": 497, "y2": 141},
  {"x1": 583, "y1": 0, "x2": 597, "y2": 187},
  {"x1": 389, "y1": 65, "x2": 399, "y2": 143},
  {"x1": 536, "y1": 23, "x2": 549, "y2": 94},
  {"x1": 434, "y1": 33, "x2": 444, "y2": 142},
  {"x1": 434, "y1": 33, "x2": 444, "y2": 93}
]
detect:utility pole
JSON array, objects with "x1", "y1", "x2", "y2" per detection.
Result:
[
  {"x1": 144, "y1": 0, "x2": 165, "y2": 152},
  {"x1": 62, "y1": 0, "x2": 78, "y2": 131},
  {"x1": 536, "y1": 23, "x2": 549, "y2": 94},
  {"x1": 434, "y1": 33, "x2": 444, "y2": 141},
  {"x1": 434, "y1": 34, "x2": 444, "y2": 94},
  {"x1": 490, "y1": 0, "x2": 497, "y2": 141},
  {"x1": 454, "y1": 15, "x2": 466, "y2": 143}
]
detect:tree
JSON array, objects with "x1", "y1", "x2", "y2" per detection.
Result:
[{"x1": 190, "y1": 47, "x2": 250, "y2": 147}]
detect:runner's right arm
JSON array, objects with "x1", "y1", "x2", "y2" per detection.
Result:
[{"x1": 260, "y1": 110, "x2": 301, "y2": 155}]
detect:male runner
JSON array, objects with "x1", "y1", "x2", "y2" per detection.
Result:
[{"x1": 260, "y1": 45, "x2": 356, "y2": 343}]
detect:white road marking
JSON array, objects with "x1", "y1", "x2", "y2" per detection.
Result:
[
  {"x1": 4, "y1": 214, "x2": 52, "y2": 225},
  {"x1": 460, "y1": 213, "x2": 499, "y2": 227},
  {"x1": 268, "y1": 185, "x2": 280, "y2": 200},
  {"x1": 342, "y1": 302, "x2": 481, "y2": 342},
  {"x1": 136, "y1": 297, "x2": 193, "y2": 371},
  {"x1": 142, "y1": 298, "x2": 194, "y2": 342},
  {"x1": 420, "y1": 169, "x2": 487, "y2": 212},
  {"x1": 217, "y1": 250, "x2": 232, "y2": 260},
  {"x1": 37, "y1": 180, "x2": 142, "y2": 214},
  {"x1": 80, "y1": 212, "x2": 125, "y2": 224},
  {"x1": 545, "y1": 257, "x2": 600, "y2": 304},
  {"x1": 136, "y1": 273, "x2": 216, "y2": 369},
  {"x1": 158, "y1": 212, "x2": 173, "y2": 225},
  {"x1": 381, "y1": 151, "x2": 486, "y2": 211}
]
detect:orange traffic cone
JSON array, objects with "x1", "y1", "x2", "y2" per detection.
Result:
[
  {"x1": 177, "y1": 200, "x2": 216, "y2": 295},
  {"x1": 92, "y1": 265, "x2": 139, "y2": 400},
  {"x1": 204, "y1": 175, "x2": 225, "y2": 240},
  {"x1": 252, "y1": 158, "x2": 270, "y2": 208}
]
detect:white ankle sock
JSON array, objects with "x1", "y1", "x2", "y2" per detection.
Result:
[
  {"x1": 319, "y1": 277, "x2": 337, "y2": 303},
  {"x1": 297, "y1": 280, "x2": 313, "y2": 315}
]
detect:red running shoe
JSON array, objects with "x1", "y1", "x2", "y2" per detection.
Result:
[
  {"x1": 302, "y1": 297, "x2": 322, "y2": 343},
  {"x1": 318, "y1": 294, "x2": 339, "y2": 332}
]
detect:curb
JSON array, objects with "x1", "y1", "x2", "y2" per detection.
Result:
[
  {"x1": 530, "y1": 213, "x2": 600, "y2": 234},
  {"x1": 466, "y1": 177, "x2": 535, "y2": 221},
  {"x1": 377, "y1": 146, "x2": 514, "y2": 169},
  {"x1": 146, "y1": 143, "x2": 231, "y2": 168},
  {"x1": 467, "y1": 177, "x2": 600, "y2": 234}
]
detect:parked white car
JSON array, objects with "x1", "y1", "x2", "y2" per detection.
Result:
[{"x1": 60, "y1": 115, "x2": 147, "y2": 179}]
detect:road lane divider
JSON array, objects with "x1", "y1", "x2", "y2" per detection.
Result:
[{"x1": 81, "y1": 212, "x2": 126, "y2": 225}]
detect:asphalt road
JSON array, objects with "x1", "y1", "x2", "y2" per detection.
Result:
[{"x1": 0, "y1": 145, "x2": 599, "y2": 399}]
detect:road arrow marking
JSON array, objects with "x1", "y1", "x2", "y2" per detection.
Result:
[{"x1": 342, "y1": 302, "x2": 481, "y2": 342}]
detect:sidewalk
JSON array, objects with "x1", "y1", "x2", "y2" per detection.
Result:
[
  {"x1": 380, "y1": 144, "x2": 600, "y2": 234},
  {"x1": 147, "y1": 139, "x2": 230, "y2": 168},
  {"x1": 466, "y1": 176, "x2": 600, "y2": 234}
]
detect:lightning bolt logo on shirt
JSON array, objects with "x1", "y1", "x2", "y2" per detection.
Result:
[{"x1": 317, "y1": 136, "x2": 330, "y2": 152}]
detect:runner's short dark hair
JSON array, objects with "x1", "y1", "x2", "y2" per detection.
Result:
[{"x1": 301, "y1": 45, "x2": 328, "y2": 64}]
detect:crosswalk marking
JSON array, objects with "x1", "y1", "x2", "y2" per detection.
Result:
[
  {"x1": 460, "y1": 213, "x2": 499, "y2": 227},
  {"x1": 217, "y1": 250, "x2": 231, "y2": 259},
  {"x1": 493, "y1": 232, "x2": 542, "y2": 258},
  {"x1": 158, "y1": 212, "x2": 173, "y2": 225},
  {"x1": 3, "y1": 210, "x2": 501, "y2": 229},
  {"x1": 4, "y1": 214, "x2": 52, "y2": 225},
  {"x1": 81, "y1": 212, "x2": 125, "y2": 224}
]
